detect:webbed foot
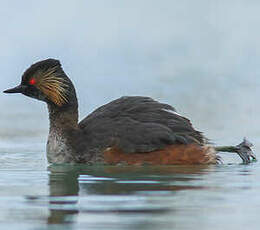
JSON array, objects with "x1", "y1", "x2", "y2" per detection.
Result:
[{"x1": 235, "y1": 138, "x2": 256, "y2": 164}]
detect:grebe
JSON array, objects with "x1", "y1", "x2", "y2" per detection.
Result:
[{"x1": 4, "y1": 59, "x2": 255, "y2": 164}]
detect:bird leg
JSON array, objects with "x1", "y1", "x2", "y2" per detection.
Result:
[{"x1": 215, "y1": 138, "x2": 256, "y2": 164}]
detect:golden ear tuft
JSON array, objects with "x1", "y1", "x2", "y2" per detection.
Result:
[{"x1": 35, "y1": 66, "x2": 69, "y2": 106}]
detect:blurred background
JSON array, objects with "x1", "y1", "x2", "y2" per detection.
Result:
[
  {"x1": 1, "y1": 1, "x2": 260, "y2": 230},
  {"x1": 0, "y1": 0, "x2": 259, "y2": 149}
]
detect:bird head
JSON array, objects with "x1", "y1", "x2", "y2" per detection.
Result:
[{"x1": 4, "y1": 59, "x2": 76, "y2": 107}]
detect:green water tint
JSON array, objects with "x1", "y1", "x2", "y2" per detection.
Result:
[
  {"x1": 0, "y1": 163, "x2": 258, "y2": 230},
  {"x1": 41, "y1": 164, "x2": 216, "y2": 226}
]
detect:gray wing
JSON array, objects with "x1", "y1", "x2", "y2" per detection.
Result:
[{"x1": 79, "y1": 96, "x2": 205, "y2": 153}]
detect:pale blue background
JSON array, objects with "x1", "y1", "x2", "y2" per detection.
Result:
[
  {"x1": 0, "y1": 0, "x2": 259, "y2": 149},
  {"x1": 0, "y1": 2, "x2": 260, "y2": 230}
]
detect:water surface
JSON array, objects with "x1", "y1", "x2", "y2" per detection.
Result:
[
  {"x1": 1, "y1": 1, "x2": 260, "y2": 229},
  {"x1": 0, "y1": 143, "x2": 259, "y2": 230}
]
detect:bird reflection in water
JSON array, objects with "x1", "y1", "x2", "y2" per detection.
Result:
[{"x1": 46, "y1": 164, "x2": 213, "y2": 226}]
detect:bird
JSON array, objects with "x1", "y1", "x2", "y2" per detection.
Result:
[{"x1": 3, "y1": 59, "x2": 255, "y2": 165}]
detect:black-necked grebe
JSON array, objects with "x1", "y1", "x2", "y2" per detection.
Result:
[{"x1": 3, "y1": 59, "x2": 255, "y2": 164}]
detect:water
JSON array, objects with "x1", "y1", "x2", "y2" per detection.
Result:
[
  {"x1": 0, "y1": 139, "x2": 259, "y2": 230},
  {"x1": 1, "y1": 71, "x2": 260, "y2": 230},
  {"x1": 1, "y1": 1, "x2": 260, "y2": 229}
]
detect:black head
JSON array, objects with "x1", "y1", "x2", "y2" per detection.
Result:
[{"x1": 4, "y1": 59, "x2": 77, "y2": 107}]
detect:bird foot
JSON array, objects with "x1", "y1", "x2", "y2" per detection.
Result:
[{"x1": 235, "y1": 138, "x2": 256, "y2": 164}]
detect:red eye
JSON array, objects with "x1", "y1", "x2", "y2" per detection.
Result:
[{"x1": 29, "y1": 78, "x2": 36, "y2": 85}]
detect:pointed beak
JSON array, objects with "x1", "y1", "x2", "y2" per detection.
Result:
[{"x1": 3, "y1": 84, "x2": 27, "y2": 94}]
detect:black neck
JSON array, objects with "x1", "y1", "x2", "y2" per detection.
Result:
[{"x1": 48, "y1": 103, "x2": 79, "y2": 132}]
